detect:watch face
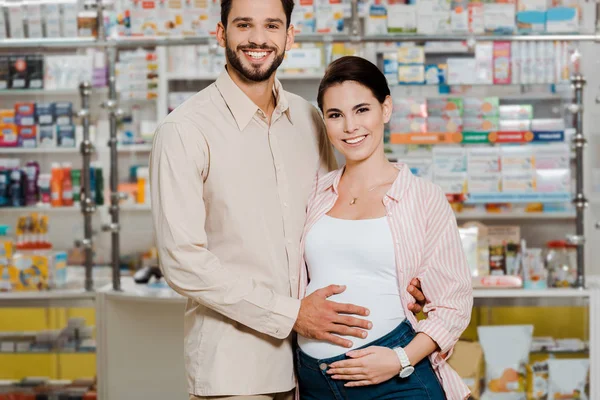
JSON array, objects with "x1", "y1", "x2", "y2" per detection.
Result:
[{"x1": 399, "y1": 366, "x2": 415, "y2": 378}]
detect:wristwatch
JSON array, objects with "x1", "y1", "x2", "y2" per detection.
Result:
[{"x1": 393, "y1": 347, "x2": 415, "y2": 378}]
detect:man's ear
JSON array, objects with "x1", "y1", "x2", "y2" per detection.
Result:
[
  {"x1": 285, "y1": 24, "x2": 295, "y2": 51},
  {"x1": 216, "y1": 21, "x2": 226, "y2": 48}
]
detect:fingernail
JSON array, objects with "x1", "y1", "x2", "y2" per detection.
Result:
[
  {"x1": 347, "y1": 342, "x2": 353, "y2": 348},
  {"x1": 365, "y1": 309, "x2": 370, "y2": 316},
  {"x1": 368, "y1": 322, "x2": 373, "y2": 329},
  {"x1": 362, "y1": 332, "x2": 367, "y2": 338}
]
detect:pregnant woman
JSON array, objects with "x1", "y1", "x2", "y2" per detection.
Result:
[{"x1": 295, "y1": 56, "x2": 473, "y2": 400}]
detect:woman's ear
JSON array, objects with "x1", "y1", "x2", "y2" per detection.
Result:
[{"x1": 382, "y1": 95, "x2": 393, "y2": 124}]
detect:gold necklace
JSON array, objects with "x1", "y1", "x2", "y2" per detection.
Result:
[{"x1": 348, "y1": 181, "x2": 394, "y2": 206}]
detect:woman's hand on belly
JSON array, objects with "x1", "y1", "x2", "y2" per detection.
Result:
[{"x1": 326, "y1": 346, "x2": 401, "y2": 387}]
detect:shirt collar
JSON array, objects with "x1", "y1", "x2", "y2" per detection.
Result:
[
  {"x1": 215, "y1": 67, "x2": 292, "y2": 131},
  {"x1": 319, "y1": 163, "x2": 413, "y2": 203}
]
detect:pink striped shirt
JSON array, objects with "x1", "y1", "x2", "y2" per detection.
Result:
[{"x1": 297, "y1": 163, "x2": 473, "y2": 400}]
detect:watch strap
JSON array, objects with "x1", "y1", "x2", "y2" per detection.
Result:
[{"x1": 393, "y1": 346, "x2": 411, "y2": 369}]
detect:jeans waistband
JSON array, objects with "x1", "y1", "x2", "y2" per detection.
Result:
[{"x1": 296, "y1": 319, "x2": 414, "y2": 365}]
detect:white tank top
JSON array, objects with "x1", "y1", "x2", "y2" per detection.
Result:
[{"x1": 297, "y1": 215, "x2": 406, "y2": 359}]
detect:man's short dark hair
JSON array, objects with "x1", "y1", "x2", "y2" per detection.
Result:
[{"x1": 221, "y1": 0, "x2": 295, "y2": 28}]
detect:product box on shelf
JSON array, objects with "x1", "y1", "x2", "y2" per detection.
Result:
[
  {"x1": 292, "y1": 4, "x2": 317, "y2": 34},
  {"x1": 129, "y1": 0, "x2": 159, "y2": 36},
  {"x1": 535, "y1": 144, "x2": 570, "y2": 169},
  {"x1": 463, "y1": 117, "x2": 499, "y2": 132},
  {"x1": 447, "y1": 57, "x2": 478, "y2": 85},
  {"x1": 499, "y1": 104, "x2": 534, "y2": 120},
  {"x1": 0, "y1": 109, "x2": 14, "y2": 124},
  {"x1": 493, "y1": 41, "x2": 511, "y2": 84},
  {"x1": 474, "y1": 41, "x2": 494, "y2": 84},
  {"x1": 397, "y1": 46, "x2": 425, "y2": 64},
  {"x1": 427, "y1": 98, "x2": 463, "y2": 118},
  {"x1": 424, "y1": 64, "x2": 447, "y2": 85},
  {"x1": 535, "y1": 169, "x2": 570, "y2": 192},
  {"x1": 35, "y1": 103, "x2": 55, "y2": 125},
  {"x1": 427, "y1": 116, "x2": 463, "y2": 132},
  {"x1": 487, "y1": 225, "x2": 521, "y2": 275},
  {"x1": 450, "y1": 0, "x2": 483, "y2": 33},
  {"x1": 181, "y1": 0, "x2": 211, "y2": 36},
  {"x1": 3, "y1": 251, "x2": 67, "y2": 291},
  {"x1": 389, "y1": 117, "x2": 428, "y2": 133},
  {"x1": 501, "y1": 146, "x2": 534, "y2": 172},
  {"x1": 417, "y1": 0, "x2": 451, "y2": 34},
  {"x1": 26, "y1": 55, "x2": 43, "y2": 89},
  {"x1": 433, "y1": 147, "x2": 467, "y2": 173},
  {"x1": 54, "y1": 102, "x2": 73, "y2": 126},
  {"x1": 546, "y1": 5, "x2": 579, "y2": 32},
  {"x1": 7, "y1": 2, "x2": 25, "y2": 39},
  {"x1": 392, "y1": 97, "x2": 428, "y2": 117},
  {"x1": 25, "y1": 1, "x2": 44, "y2": 38},
  {"x1": 387, "y1": 3, "x2": 417, "y2": 33},
  {"x1": 316, "y1": 2, "x2": 345, "y2": 33},
  {"x1": 516, "y1": 0, "x2": 547, "y2": 32},
  {"x1": 499, "y1": 119, "x2": 532, "y2": 132},
  {"x1": 43, "y1": 2, "x2": 61, "y2": 37},
  {"x1": 502, "y1": 172, "x2": 536, "y2": 193},
  {"x1": 0, "y1": 56, "x2": 9, "y2": 90},
  {"x1": 468, "y1": 173, "x2": 502, "y2": 193},
  {"x1": 483, "y1": 0, "x2": 516, "y2": 33},
  {"x1": 383, "y1": 52, "x2": 399, "y2": 86},
  {"x1": 38, "y1": 125, "x2": 56, "y2": 147},
  {"x1": 398, "y1": 65, "x2": 425, "y2": 84},
  {"x1": 0, "y1": 124, "x2": 17, "y2": 147},
  {"x1": 434, "y1": 172, "x2": 467, "y2": 194},
  {"x1": 57, "y1": 125, "x2": 75, "y2": 148},
  {"x1": 9, "y1": 55, "x2": 28, "y2": 89},
  {"x1": 60, "y1": 0, "x2": 79, "y2": 37},
  {"x1": 447, "y1": 341, "x2": 483, "y2": 399},
  {"x1": 463, "y1": 97, "x2": 499, "y2": 118},
  {"x1": 15, "y1": 103, "x2": 35, "y2": 126},
  {"x1": 468, "y1": 147, "x2": 500, "y2": 173},
  {"x1": 17, "y1": 125, "x2": 37, "y2": 148}
]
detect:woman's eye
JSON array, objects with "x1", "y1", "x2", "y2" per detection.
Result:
[
  {"x1": 328, "y1": 113, "x2": 341, "y2": 119},
  {"x1": 357, "y1": 107, "x2": 369, "y2": 114}
]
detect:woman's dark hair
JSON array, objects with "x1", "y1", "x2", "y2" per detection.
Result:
[
  {"x1": 317, "y1": 56, "x2": 391, "y2": 112},
  {"x1": 221, "y1": 0, "x2": 295, "y2": 28}
]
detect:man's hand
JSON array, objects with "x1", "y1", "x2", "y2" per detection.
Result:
[
  {"x1": 294, "y1": 285, "x2": 372, "y2": 348},
  {"x1": 406, "y1": 278, "x2": 427, "y2": 315}
]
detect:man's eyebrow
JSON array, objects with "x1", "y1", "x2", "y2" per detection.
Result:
[
  {"x1": 231, "y1": 17, "x2": 253, "y2": 24},
  {"x1": 265, "y1": 18, "x2": 285, "y2": 25}
]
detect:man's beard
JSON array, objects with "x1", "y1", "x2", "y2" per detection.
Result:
[{"x1": 225, "y1": 41, "x2": 286, "y2": 82}]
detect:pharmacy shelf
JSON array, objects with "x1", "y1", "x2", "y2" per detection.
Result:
[
  {"x1": 120, "y1": 204, "x2": 151, "y2": 211},
  {"x1": 0, "y1": 88, "x2": 108, "y2": 96},
  {"x1": 473, "y1": 287, "x2": 592, "y2": 307},
  {"x1": 454, "y1": 211, "x2": 576, "y2": 220},
  {"x1": 117, "y1": 144, "x2": 153, "y2": 153},
  {"x1": 0, "y1": 37, "x2": 99, "y2": 49},
  {"x1": 0, "y1": 290, "x2": 95, "y2": 308},
  {"x1": 465, "y1": 192, "x2": 572, "y2": 204},
  {"x1": 0, "y1": 206, "x2": 81, "y2": 213},
  {"x1": 167, "y1": 72, "x2": 325, "y2": 81},
  {"x1": 363, "y1": 33, "x2": 599, "y2": 43},
  {"x1": 0, "y1": 350, "x2": 95, "y2": 355},
  {"x1": 0, "y1": 147, "x2": 79, "y2": 154}
]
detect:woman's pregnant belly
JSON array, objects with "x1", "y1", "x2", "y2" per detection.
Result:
[{"x1": 297, "y1": 281, "x2": 405, "y2": 359}]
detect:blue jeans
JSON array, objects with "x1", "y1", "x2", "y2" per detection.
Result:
[{"x1": 296, "y1": 320, "x2": 446, "y2": 400}]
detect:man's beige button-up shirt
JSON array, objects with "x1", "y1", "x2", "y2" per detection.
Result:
[{"x1": 150, "y1": 69, "x2": 335, "y2": 396}]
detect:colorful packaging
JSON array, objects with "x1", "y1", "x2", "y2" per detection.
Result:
[
  {"x1": 434, "y1": 172, "x2": 467, "y2": 194},
  {"x1": 463, "y1": 97, "x2": 499, "y2": 118},
  {"x1": 546, "y1": 6, "x2": 579, "y2": 32},
  {"x1": 493, "y1": 41, "x2": 511, "y2": 84},
  {"x1": 534, "y1": 144, "x2": 570, "y2": 170},
  {"x1": 397, "y1": 46, "x2": 425, "y2": 64},
  {"x1": 468, "y1": 147, "x2": 501, "y2": 173},
  {"x1": 468, "y1": 173, "x2": 502, "y2": 193},
  {"x1": 130, "y1": 0, "x2": 159, "y2": 36},
  {"x1": 0, "y1": 109, "x2": 15, "y2": 124},
  {"x1": 535, "y1": 169, "x2": 570, "y2": 193},
  {"x1": 389, "y1": 117, "x2": 427, "y2": 133},
  {"x1": 38, "y1": 126, "x2": 56, "y2": 147},
  {"x1": 478, "y1": 325, "x2": 533, "y2": 395},
  {"x1": 475, "y1": 41, "x2": 494, "y2": 84},
  {"x1": 17, "y1": 125, "x2": 37, "y2": 148},
  {"x1": 447, "y1": 57, "x2": 478, "y2": 85},
  {"x1": 483, "y1": 1, "x2": 516, "y2": 33},
  {"x1": 9, "y1": 55, "x2": 28, "y2": 89},
  {"x1": 391, "y1": 97, "x2": 427, "y2": 117},
  {"x1": 516, "y1": 0, "x2": 547, "y2": 32},
  {"x1": 447, "y1": 340, "x2": 484, "y2": 398},
  {"x1": 501, "y1": 146, "x2": 534, "y2": 172},
  {"x1": 424, "y1": 64, "x2": 447, "y2": 85},
  {"x1": 0, "y1": 124, "x2": 17, "y2": 147},
  {"x1": 548, "y1": 359, "x2": 589, "y2": 400},
  {"x1": 463, "y1": 117, "x2": 499, "y2": 132},
  {"x1": 427, "y1": 116, "x2": 463, "y2": 132},
  {"x1": 433, "y1": 147, "x2": 467, "y2": 173},
  {"x1": 502, "y1": 173, "x2": 535, "y2": 193},
  {"x1": 499, "y1": 119, "x2": 532, "y2": 132},
  {"x1": 292, "y1": 4, "x2": 317, "y2": 34},
  {"x1": 387, "y1": 3, "x2": 417, "y2": 33},
  {"x1": 8, "y1": 251, "x2": 67, "y2": 291},
  {"x1": 427, "y1": 98, "x2": 463, "y2": 117},
  {"x1": 35, "y1": 103, "x2": 55, "y2": 125},
  {"x1": 54, "y1": 102, "x2": 73, "y2": 126},
  {"x1": 316, "y1": 2, "x2": 345, "y2": 33},
  {"x1": 499, "y1": 105, "x2": 534, "y2": 120},
  {"x1": 398, "y1": 65, "x2": 425, "y2": 84},
  {"x1": 57, "y1": 125, "x2": 76, "y2": 148},
  {"x1": 383, "y1": 52, "x2": 399, "y2": 86},
  {"x1": 523, "y1": 248, "x2": 548, "y2": 290},
  {"x1": 156, "y1": 0, "x2": 183, "y2": 36}
]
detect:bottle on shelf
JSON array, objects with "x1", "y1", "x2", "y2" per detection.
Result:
[
  {"x1": 50, "y1": 163, "x2": 63, "y2": 208},
  {"x1": 62, "y1": 163, "x2": 74, "y2": 207},
  {"x1": 72, "y1": 169, "x2": 81, "y2": 205},
  {"x1": 24, "y1": 161, "x2": 40, "y2": 207},
  {"x1": 38, "y1": 173, "x2": 52, "y2": 206}
]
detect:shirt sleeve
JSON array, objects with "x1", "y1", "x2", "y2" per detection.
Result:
[
  {"x1": 416, "y1": 186, "x2": 473, "y2": 361},
  {"x1": 149, "y1": 121, "x2": 301, "y2": 340}
]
